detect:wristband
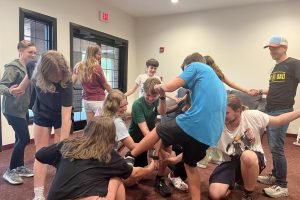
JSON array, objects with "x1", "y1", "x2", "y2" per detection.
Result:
[{"x1": 159, "y1": 96, "x2": 166, "y2": 100}]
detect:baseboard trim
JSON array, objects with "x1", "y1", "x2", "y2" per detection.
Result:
[{"x1": 1, "y1": 130, "x2": 83, "y2": 151}]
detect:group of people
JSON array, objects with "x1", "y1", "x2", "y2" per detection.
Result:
[{"x1": 0, "y1": 35, "x2": 299, "y2": 200}]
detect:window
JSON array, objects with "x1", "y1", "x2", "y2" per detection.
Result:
[
  {"x1": 19, "y1": 8, "x2": 57, "y2": 119},
  {"x1": 70, "y1": 23, "x2": 128, "y2": 127}
]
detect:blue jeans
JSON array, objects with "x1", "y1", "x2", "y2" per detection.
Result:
[
  {"x1": 267, "y1": 108, "x2": 292, "y2": 188},
  {"x1": 4, "y1": 114, "x2": 30, "y2": 170}
]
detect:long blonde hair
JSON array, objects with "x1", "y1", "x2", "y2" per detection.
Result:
[
  {"x1": 32, "y1": 50, "x2": 71, "y2": 93},
  {"x1": 76, "y1": 44, "x2": 101, "y2": 82},
  {"x1": 102, "y1": 89, "x2": 126, "y2": 118},
  {"x1": 61, "y1": 116, "x2": 116, "y2": 163}
]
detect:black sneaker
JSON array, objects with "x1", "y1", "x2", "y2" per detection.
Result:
[
  {"x1": 155, "y1": 177, "x2": 172, "y2": 197},
  {"x1": 124, "y1": 151, "x2": 135, "y2": 167},
  {"x1": 242, "y1": 190, "x2": 253, "y2": 200}
]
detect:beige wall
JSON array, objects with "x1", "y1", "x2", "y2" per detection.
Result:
[
  {"x1": 136, "y1": 0, "x2": 300, "y2": 135},
  {"x1": 0, "y1": 0, "x2": 138, "y2": 145}
]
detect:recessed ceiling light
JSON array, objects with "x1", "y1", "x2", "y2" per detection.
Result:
[{"x1": 171, "y1": 0, "x2": 179, "y2": 3}]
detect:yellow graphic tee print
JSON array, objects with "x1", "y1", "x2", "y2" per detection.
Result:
[{"x1": 269, "y1": 71, "x2": 286, "y2": 83}]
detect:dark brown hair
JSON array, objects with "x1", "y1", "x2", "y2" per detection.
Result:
[
  {"x1": 181, "y1": 52, "x2": 205, "y2": 71},
  {"x1": 146, "y1": 58, "x2": 159, "y2": 68}
]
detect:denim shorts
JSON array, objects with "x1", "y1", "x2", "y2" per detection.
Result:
[
  {"x1": 33, "y1": 114, "x2": 62, "y2": 129},
  {"x1": 83, "y1": 99, "x2": 104, "y2": 113}
]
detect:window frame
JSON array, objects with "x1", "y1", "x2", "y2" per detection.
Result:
[
  {"x1": 70, "y1": 23, "x2": 128, "y2": 130},
  {"x1": 19, "y1": 8, "x2": 57, "y2": 50}
]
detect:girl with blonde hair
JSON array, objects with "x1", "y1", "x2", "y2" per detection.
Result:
[
  {"x1": 10, "y1": 50, "x2": 73, "y2": 200},
  {"x1": 35, "y1": 116, "x2": 156, "y2": 200},
  {"x1": 72, "y1": 44, "x2": 112, "y2": 123},
  {"x1": 96, "y1": 89, "x2": 136, "y2": 151}
]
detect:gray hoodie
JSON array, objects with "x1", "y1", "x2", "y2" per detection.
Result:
[{"x1": 0, "y1": 59, "x2": 32, "y2": 119}]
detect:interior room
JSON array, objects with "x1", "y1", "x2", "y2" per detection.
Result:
[{"x1": 0, "y1": 0, "x2": 300, "y2": 199}]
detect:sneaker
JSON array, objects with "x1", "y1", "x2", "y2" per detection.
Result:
[
  {"x1": 16, "y1": 166, "x2": 34, "y2": 177},
  {"x1": 168, "y1": 172, "x2": 188, "y2": 191},
  {"x1": 33, "y1": 196, "x2": 45, "y2": 200},
  {"x1": 242, "y1": 193, "x2": 253, "y2": 200},
  {"x1": 263, "y1": 185, "x2": 289, "y2": 198},
  {"x1": 197, "y1": 161, "x2": 207, "y2": 169},
  {"x1": 124, "y1": 151, "x2": 135, "y2": 167},
  {"x1": 235, "y1": 181, "x2": 244, "y2": 191},
  {"x1": 3, "y1": 169, "x2": 23, "y2": 185},
  {"x1": 257, "y1": 174, "x2": 276, "y2": 185},
  {"x1": 155, "y1": 177, "x2": 172, "y2": 197}
]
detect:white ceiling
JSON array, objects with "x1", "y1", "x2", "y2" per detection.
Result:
[{"x1": 101, "y1": 0, "x2": 290, "y2": 18}]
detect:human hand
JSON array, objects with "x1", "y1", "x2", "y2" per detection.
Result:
[
  {"x1": 148, "y1": 159, "x2": 159, "y2": 171},
  {"x1": 248, "y1": 89, "x2": 259, "y2": 96},
  {"x1": 9, "y1": 85, "x2": 25, "y2": 97},
  {"x1": 154, "y1": 84, "x2": 165, "y2": 97}
]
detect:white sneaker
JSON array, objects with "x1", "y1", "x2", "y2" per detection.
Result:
[
  {"x1": 16, "y1": 166, "x2": 34, "y2": 177},
  {"x1": 3, "y1": 169, "x2": 23, "y2": 185},
  {"x1": 257, "y1": 174, "x2": 276, "y2": 185},
  {"x1": 168, "y1": 173, "x2": 188, "y2": 191},
  {"x1": 33, "y1": 196, "x2": 45, "y2": 200},
  {"x1": 263, "y1": 185, "x2": 289, "y2": 198}
]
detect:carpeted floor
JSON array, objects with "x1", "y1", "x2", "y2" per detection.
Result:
[{"x1": 0, "y1": 135, "x2": 299, "y2": 200}]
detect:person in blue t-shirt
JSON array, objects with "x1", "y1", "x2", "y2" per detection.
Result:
[{"x1": 125, "y1": 52, "x2": 227, "y2": 200}]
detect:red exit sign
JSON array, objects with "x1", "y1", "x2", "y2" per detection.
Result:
[{"x1": 99, "y1": 11, "x2": 109, "y2": 23}]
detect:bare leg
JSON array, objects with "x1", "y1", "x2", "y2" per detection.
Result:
[
  {"x1": 209, "y1": 183, "x2": 230, "y2": 200},
  {"x1": 131, "y1": 127, "x2": 160, "y2": 157},
  {"x1": 184, "y1": 163, "x2": 201, "y2": 200},
  {"x1": 86, "y1": 111, "x2": 95, "y2": 124},
  {"x1": 240, "y1": 150, "x2": 259, "y2": 191},
  {"x1": 33, "y1": 124, "x2": 52, "y2": 198}
]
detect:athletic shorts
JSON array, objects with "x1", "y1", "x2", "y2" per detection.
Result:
[
  {"x1": 209, "y1": 151, "x2": 266, "y2": 189},
  {"x1": 83, "y1": 99, "x2": 104, "y2": 113},
  {"x1": 156, "y1": 118, "x2": 209, "y2": 167}
]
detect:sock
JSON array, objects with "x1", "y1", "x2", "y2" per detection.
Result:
[{"x1": 34, "y1": 186, "x2": 44, "y2": 198}]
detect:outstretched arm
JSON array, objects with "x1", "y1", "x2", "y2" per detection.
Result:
[
  {"x1": 125, "y1": 83, "x2": 139, "y2": 97},
  {"x1": 156, "y1": 77, "x2": 185, "y2": 93},
  {"x1": 269, "y1": 109, "x2": 300, "y2": 126},
  {"x1": 129, "y1": 160, "x2": 157, "y2": 179},
  {"x1": 223, "y1": 75, "x2": 259, "y2": 96}
]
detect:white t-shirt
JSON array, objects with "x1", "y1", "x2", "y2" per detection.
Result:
[
  {"x1": 135, "y1": 74, "x2": 161, "y2": 97},
  {"x1": 217, "y1": 110, "x2": 269, "y2": 161},
  {"x1": 114, "y1": 117, "x2": 130, "y2": 142}
]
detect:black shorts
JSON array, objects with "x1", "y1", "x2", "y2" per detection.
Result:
[
  {"x1": 33, "y1": 114, "x2": 62, "y2": 129},
  {"x1": 209, "y1": 151, "x2": 266, "y2": 189},
  {"x1": 156, "y1": 118, "x2": 209, "y2": 167}
]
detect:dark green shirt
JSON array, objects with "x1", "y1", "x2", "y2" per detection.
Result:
[{"x1": 129, "y1": 97, "x2": 159, "y2": 142}]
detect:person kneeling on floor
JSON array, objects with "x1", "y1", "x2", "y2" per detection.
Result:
[
  {"x1": 35, "y1": 116, "x2": 157, "y2": 200},
  {"x1": 208, "y1": 94, "x2": 300, "y2": 200}
]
